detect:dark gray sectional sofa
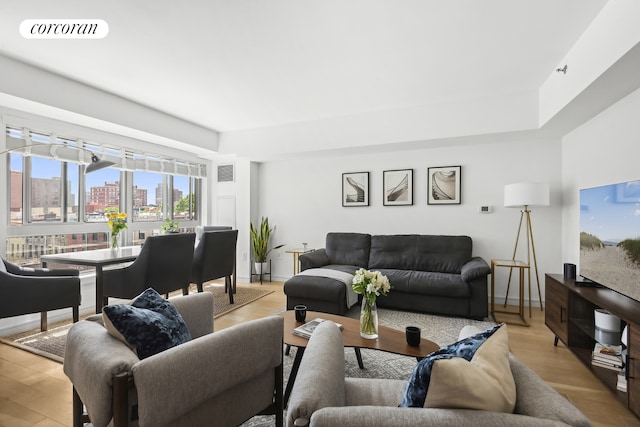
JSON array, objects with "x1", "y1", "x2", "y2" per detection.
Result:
[{"x1": 284, "y1": 232, "x2": 491, "y2": 319}]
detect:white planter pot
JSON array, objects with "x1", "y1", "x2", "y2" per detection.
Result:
[{"x1": 255, "y1": 262, "x2": 267, "y2": 275}]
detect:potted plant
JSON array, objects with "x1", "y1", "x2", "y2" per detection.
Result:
[
  {"x1": 161, "y1": 218, "x2": 180, "y2": 233},
  {"x1": 250, "y1": 217, "x2": 285, "y2": 275}
]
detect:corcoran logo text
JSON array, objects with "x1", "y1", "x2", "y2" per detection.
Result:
[{"x1": 20, "y1": 19, "x2": 109, "y2": 39}]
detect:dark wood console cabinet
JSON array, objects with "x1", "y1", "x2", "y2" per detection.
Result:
[{"x1": 545, "y1": 273, "x2": 640, "y2": 417}]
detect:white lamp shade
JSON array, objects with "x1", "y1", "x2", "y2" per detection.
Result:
[{"x1": 504, "y1": 182, "x2": 550, "y2": 207}]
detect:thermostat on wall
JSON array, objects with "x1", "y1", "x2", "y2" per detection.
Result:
[{"x1": 478, "y1": 205, "x2": 493, "y2": 214}]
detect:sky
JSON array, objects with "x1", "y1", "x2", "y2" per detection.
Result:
[{"x1": 580, "y1": 180, "x2": 640, "y2": 243}]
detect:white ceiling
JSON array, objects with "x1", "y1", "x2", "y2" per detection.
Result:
[{"x1": 0, "y1": 0, "x2": 608, "y2": 156}]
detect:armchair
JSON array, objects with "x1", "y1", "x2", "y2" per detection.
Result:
[
  {"x1": 0, "y1": 257, "x2": 80, "y2": 331},
  {"x1": 191, "y1": 229, "x2": 238, "y2": 303},
  {"x1": 64, "y1": 291, "x2": 284, "y2": 427},
  {"x1": 286, "y1": 322, "x2": 592, "y2": 427},
  {"x1": 101, "y1": 233, "x2": 195, "y2": 305}
]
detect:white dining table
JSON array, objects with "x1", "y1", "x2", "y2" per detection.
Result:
[{"x1": 41, "y1": 246, "x2": 142, "y2": 313}]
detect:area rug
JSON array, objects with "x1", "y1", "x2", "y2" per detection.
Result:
[
  {"x1": 241, "y1": 307, "x2": 495, "y2": 426},
  {"x1": 0, "y1": 284, "x2": 273, "y2": 362}
]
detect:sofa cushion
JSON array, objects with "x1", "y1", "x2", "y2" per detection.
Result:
[
  {"x1": 408, "y1": 271, "x2": 470, "y2": 297},
  {"x1": 379, "y1": 270, "x2": 470, "y2": 298},
  {"x1": 325, "y1": 232, "x2": 371, "y2": 267},
  {"x1": 414, "y1": 235, "x2": 472, "y2": 274},
  {"x1": 103, "y1": 288, "x2": 192, "y2": 359},
  {"x1": 400, "y1": 323, "x2": 515, "y2": 414},
  {"x1": 369, "y1": 235, "x2": 418, "y2": 270}
]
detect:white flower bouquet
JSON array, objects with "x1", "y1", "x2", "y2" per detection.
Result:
[{"x1": 352, "y1": 268, "x2": 391, "y2": 338}]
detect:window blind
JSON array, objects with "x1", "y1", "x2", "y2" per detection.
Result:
[{"x1": 5, "y1": 127, "x2": 207, "y2": 178}]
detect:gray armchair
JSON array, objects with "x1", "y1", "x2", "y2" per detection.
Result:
[
  {"x1": 191, "y1": 229, "x2": 238, "y2": 303},
  {"x1": 64, "y1": 292, "x2": 284, "y2": 427},
  {"x1": 0, "y1": 257, "x2": 80, "y2": 331},
  {"x1": 287, "y1": 322, "x2": 593, "y2": 427},
  {"x1": 101, "y1": 233, "x2": 195, "y2": 305}
]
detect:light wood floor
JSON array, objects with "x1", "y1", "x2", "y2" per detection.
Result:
[{"x1": 0, "y1": 281, "x2": 637, "y2": 427}]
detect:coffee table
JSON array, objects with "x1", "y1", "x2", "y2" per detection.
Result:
[{"x1": 280, "y1": 310, "x2": 439, "y2": 406}]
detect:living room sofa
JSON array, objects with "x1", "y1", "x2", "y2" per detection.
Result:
[
  {"x1": 284, "y1": 232, "x2": 491, "y2": 319},
  {"x1": 286, "y1": 321, "x2": 593, "y2": 427}
]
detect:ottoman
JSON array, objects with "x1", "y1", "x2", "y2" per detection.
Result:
[{"x1": 284, "y1": 274, "x2": 354, "y2": 316}]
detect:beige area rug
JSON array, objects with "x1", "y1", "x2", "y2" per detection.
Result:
[{"x1": 0, "y1": 284, "x2": 273, "y2": 363}]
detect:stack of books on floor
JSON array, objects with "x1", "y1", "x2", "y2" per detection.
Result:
[
  {"x1": 592, "y1": 342, "x2": 624, "y2": 371},
  {"x1": 617, "y1": 368, "x2": 627, "y2": 393}
]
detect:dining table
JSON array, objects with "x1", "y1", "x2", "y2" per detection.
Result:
[{"x1": 41, "y1": 246, "x2": 142, "y2": 313}]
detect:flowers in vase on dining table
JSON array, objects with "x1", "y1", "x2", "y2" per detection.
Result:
[
  {"x1": 352, "y1": 268, "x2": 391, "y2": 339},
  {"x1": 106, "y1": 211, "x2": 127, "y2": 249}
]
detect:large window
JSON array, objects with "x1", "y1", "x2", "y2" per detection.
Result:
[{"x1": 4, "y1": 126, "x2": 206, "y2": 266}]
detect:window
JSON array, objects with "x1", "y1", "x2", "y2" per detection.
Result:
[
  {"x1": 172, "y1": 175, "x2": 197, "y2": 221},
  {"x1": 84, "y1": 167, "x2": 122, "y2": 222},
  {"x1": 132, "y1": 171, "x2": 163, "y2": 222},
  {"x1": 30, "y1": 157, "x2": 63, "y2": 222},
  {"x1": 9, "y1": 153, "x2": 23, "y2": 225},
  {"x1": 66, "y1": 162, "x2": 80, "y2": 222}
]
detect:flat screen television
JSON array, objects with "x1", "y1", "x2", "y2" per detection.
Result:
[{"x1": 580, "y1": 179, "x2": 640, "y2": 302}]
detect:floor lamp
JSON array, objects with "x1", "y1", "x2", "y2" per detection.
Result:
[
  {"x1": 503, "y1": 182, "x2": 550, "y2": 314},
  {"x1": 0, "y1": 142, "x2": 115, "y2": 173}
]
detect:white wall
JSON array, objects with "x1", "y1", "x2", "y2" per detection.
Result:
[
  {"x1": 562, "y1": 87, "x2": 640, "y2": 300},
  {"x1": 254, "y1": 136, "x2": 563, "y2": 307}
]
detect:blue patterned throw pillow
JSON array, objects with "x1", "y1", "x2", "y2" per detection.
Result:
[
  {"x1": 400, "y1": 323, "x2": 504, "y2": 408},
  {"x1": 103, "y1": 288, "x2": 192, "y2": 359}
]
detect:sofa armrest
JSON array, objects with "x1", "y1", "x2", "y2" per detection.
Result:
[
  {"x1": 5, "y1": 260, "x2": 79, "y2": 277},
  {"x1": 63, "y1": 318, "x2": 140, "y2": 427},
  {"x1": 132, "y1": 315, "x2": 283, "y2": 426},
  {"x1": 510, "y1": 354, "x2": 593, "y2": 426},
  {"x1": 460, "y1": 256, "x2": 491, "y2": 282},
  {"x1": 299, "y1": 249, "x2": 329, "y2": 271},
  {"x1": 287, "y1": 321, "x2": 346, "y2": 427},
  {"x1": 307, "y1": 406, "x2": 572, "y2": 427}
]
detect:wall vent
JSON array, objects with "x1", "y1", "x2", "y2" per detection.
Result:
[{"x1": 217, "y1": 164, "x2": 234, "y2": 182}]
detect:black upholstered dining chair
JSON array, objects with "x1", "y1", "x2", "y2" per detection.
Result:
[
  {"x1": 101, "y1": 233, "x2": 196, "y2": 306},
  {"x1": 191, "y1": 229, "x2": 238, "y2": 303},
  {"x1": 0, "y1": 257, "x2": 81, "y2": 331}
]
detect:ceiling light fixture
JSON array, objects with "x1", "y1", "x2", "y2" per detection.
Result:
[{"x1": 0, "y1": 142, "x2": 116, "y2": 173}]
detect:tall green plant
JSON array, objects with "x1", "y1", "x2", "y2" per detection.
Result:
[{"x1": 250, "y1": 217, "x2": 285, "y2": 262}]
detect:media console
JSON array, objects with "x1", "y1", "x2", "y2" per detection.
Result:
[{"x1": 545, "y1": 273, "x2": 640, "y2": 417}]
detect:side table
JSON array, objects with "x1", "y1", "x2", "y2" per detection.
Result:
[
  {"x1": 286, "y1": 248, "x2": 313, "y2": 275},
  {"x1": 491, "y1": 259, "x2": 530, "y2": 326}
]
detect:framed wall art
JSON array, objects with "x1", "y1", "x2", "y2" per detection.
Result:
[
  {"x1": 427, "y1": 166, "x2": 461, "y2": 205},
  {"x1": 342, "y1": 172, "x2": 370, "y2": 206},
  {"x1": 383, "y1": 169, "x2": 413, "y2": 206}
]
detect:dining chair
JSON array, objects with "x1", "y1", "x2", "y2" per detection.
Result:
[
  {"x1": 0, "y1": 257, "x2": 81, "y2": 331},
  {"x1": 101, "y1": 233, "x2": 196, "y2": 305},
  {"x1": 191, "y1": 229, "x2": 238, "y2": 303}
]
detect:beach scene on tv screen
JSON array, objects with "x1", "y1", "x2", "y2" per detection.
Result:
[{"x1": 580, "y1": 180, "x2": 640, "y2": 299}]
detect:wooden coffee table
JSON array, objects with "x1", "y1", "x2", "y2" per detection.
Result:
[{"x1": 280, "y1": 310, "x2": 439, "y2": 406}]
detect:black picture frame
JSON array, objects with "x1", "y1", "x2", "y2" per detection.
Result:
[
  {"x1": 383, "y1": 169, "x2": 413, "y2": 206},
  {"x1": 427, "y1": 166, "x2": 461, "y2": 205},
  {"x1": 342, "y1": 172, "x2": 370, "y2": 207}
]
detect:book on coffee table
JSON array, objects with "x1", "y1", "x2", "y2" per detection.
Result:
[{"x1": 292, "y1": 318, "x2": 343, "y2": 339}]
